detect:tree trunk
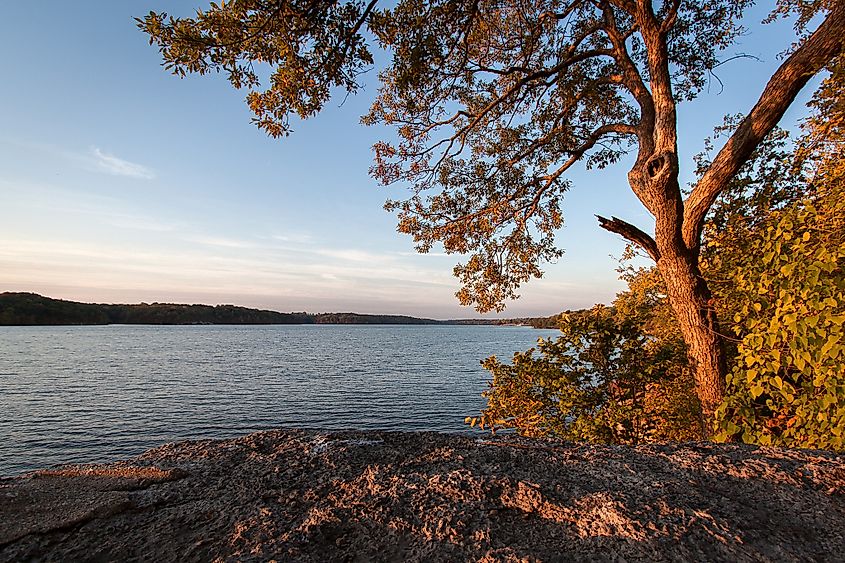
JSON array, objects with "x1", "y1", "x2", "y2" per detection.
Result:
[
  {"x1": 656, "y1": 246, "x2": 726, "y2": 423},
  {"x1": 601, "y1": 157, "x2": 729, "y2": 430},
  {"x1": 601, "y1": 0, "x2": 845, "y2": 438}
]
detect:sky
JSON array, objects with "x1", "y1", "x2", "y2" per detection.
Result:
[{"x1": 0, "y1": 1, "x2": 822, "y2": 319}]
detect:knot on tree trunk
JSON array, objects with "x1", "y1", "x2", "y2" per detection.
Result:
[{"x1": 646, "y1": 150, "x2": 677, "y2": 180}]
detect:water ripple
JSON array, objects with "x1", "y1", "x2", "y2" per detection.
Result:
[{"x1": 0, "y1": 324, "x2": 557, "y2": 475}]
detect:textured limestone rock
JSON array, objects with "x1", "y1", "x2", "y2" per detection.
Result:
[{"x1": 1, "y1": 430, "x2": 843, "y2": 561}]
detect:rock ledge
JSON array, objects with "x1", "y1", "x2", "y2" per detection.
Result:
[{"x1": 2, "y1": 429, "x2": 843, "y2": 561}]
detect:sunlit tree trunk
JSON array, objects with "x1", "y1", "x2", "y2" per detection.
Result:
[{"x1": 656, "y1": 241, "x2": 726, "y2": 418}]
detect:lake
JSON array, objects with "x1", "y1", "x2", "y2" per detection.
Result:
[{"x1": 0, "y1": 324, "x2": 559, "y2": 475}]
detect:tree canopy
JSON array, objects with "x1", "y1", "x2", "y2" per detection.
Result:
[
  {"x1": 477, "y1": 48, "x2": 845, "y2": 448},
  {"x1": 139, "y1": 0, "x2": 845, "y2": 421}
]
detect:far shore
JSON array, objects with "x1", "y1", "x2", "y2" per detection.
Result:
[{"x1": 0, "y1": 292, "x2": 562, "y2": 328}]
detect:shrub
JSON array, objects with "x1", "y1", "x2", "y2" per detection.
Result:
[{"x1": 474, "y1": 270, "x2": 702, "y2": 444}]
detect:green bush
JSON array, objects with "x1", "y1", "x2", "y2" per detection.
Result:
[{"x1": 714, "y1": 180, "x2": 845, "y2": 450}]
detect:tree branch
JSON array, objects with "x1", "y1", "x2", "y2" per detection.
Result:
[
  {"x1": 348, "y1": 0, "x2": 378, "y2": 39},
  {"x1": 633, "y1": 0, "x2": 677, "y2": 155},
  {"x1": 596, "y1": 215, "x2": 659, "y2": 261},
  {"x1": 659, "y1": 0, "x2": 681, "y2": 35},
  {"x1": 599, "y1": 1, "x2": 655, "y2": 170},
  {"x1": 683, "y1": 1, "x2": 845, "y2": 249}
]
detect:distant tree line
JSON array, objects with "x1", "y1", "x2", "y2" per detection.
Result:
[
  {"x1": 450, "y1": 315, "x2": 563, "y2": 328},
  {"x1": 0, "y1": 293, "x2": 560, "y2": 327},
  {"x1": 311, "y1": 312, "x2": 443, "y2": 325},
  {"x1": 0, "y1": 293, "x2": 310, "y2": 326}
]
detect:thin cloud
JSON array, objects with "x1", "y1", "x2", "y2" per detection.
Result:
[
  {"x1": 91, "y1": 147, "x2": 155, "y2": 179},
  {"x1": 271, "y1": 233, "x2": 313, "y2": 244},
  {"x1": 105, "y1": 214, "x2": 176, "y2": 232},
  {"x1": 184, "y1": 235, "x2": 255, "y2": 249},
  {"x1": 314, "y1": 248, "x2": 393, "y2": 263},
  {"x1": 395, "y1": 251, "x2": 450, "y2": 258}
]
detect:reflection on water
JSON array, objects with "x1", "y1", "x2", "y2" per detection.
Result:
[{"x1": 0, "y1": 324, "x2": 557, "y2": 475}]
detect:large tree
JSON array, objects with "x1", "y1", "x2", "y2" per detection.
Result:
[{"x1": 139, "y1": 0, "x2": 845, "y2": 421}]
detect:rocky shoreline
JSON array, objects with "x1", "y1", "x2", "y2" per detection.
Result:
[{"x1": 2, "y1": 429, "x2": 844, "y2": 561}]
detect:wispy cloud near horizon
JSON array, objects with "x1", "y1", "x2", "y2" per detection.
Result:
[{"x1": 91, "y1": 147, "x2": 155, "y2": 179}]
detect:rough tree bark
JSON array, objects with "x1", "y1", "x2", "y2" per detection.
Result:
[{"x1": 598, "y1": 0, "x2": 845, "y2": 421}]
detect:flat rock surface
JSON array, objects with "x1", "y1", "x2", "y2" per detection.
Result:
[{"x1": 1, "y1": 429, "x2": 843, "y2": 562}]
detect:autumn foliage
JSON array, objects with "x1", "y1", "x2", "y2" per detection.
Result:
[
  {"x1": 479, "y1": 56, "x2": 845, "y2": 449},
  {"x1": 711, "y1": 57, "x2": 845, "y2": 449},
  {"x1": 475, "y1": 269, "x2": 701, "y2": 443}
]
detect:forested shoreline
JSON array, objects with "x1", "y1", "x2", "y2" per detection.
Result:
[{"x1": 0, "y1": 292, "x2": 560, "y2": 327}]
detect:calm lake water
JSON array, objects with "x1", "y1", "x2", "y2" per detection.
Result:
[{"x1": 0, "y1": 324, "x2": 558, "y2": 475}]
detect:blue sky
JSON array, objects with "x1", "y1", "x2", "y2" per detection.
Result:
[{"x1": 0, "y1": 2, "x2": 821, "y2": 318}]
